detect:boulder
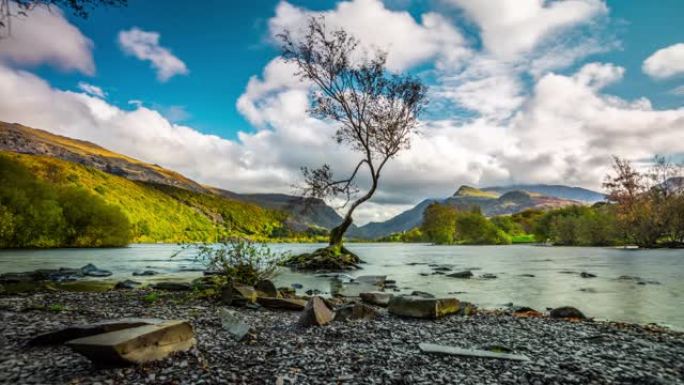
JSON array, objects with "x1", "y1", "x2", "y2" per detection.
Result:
[
  {"x1": 153, "y1": 282, "x2": 192, "y2": 291},
  {"x1": 80, "y1": 264, "x2": 112, "y2": 278},
  {"x1": 511, "y1": 306, "x2": 542, "y2": 318},
  {"x1": 360, "y1": 292, "x2": 393, "y2": 307},
  {"x1": 67, "y1": 320, "x2": 195, "y2": 366},
  {"x1": 388, "y1": 296, "x2": 460, "y2": 319},
  {"x1": 334, "y1": 303, "x2": 378, "y2": 322},
  {"x1": 132, "y1": 270, "x2": 158, "y2": 277},
  {"x1": 219, "y1": 309, "x2": 250, "y2": 341},
  {"x1": 256, "y1": 297, "x2": 307, "y2": 310},
  {"x1": 580, "y1": 272, "x2": 596, "y2": 278},
  {"x1": 447, "y1": 270, "x2": 473, "y2": 279},
  {"x1": 220, "y1": 283, "x2": 257, "y2": 306},
  {"x1": 299, "y1": 296, "x2": 335, "y2": 327},
  {"x1": 549, "y1": 306, "x2": 586, "y2": 320},
  {"x1": 114, "y1": 280, "x2": 142, "y2": 290},
  {"x1": 255, "y1": 279, "x2": 278, "y2": 297},
  {"x1": 30, "y1": 318, "x2": 165, "y2": 346}
]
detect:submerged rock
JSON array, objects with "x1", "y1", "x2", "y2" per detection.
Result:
[
  {"x1": 550, "y1": 306, "x2": 587, "y2": 320},
  {"x1": 30, "y1": 318, "x2": 164, "y2": 346},
  {"x1": 580, "y1": 272, "x2": 597, "y2": 278},
  {"x1": 132, "y1": 270, "x2": 158, "y2": 277},
  {"x1": 299, "y1": 296, "x2": 334, "y2": 327},
  {"x1": 66, "y1": 320, "x2": 196, "y2": 366},
  {"x1": 410, "y1": 291, "x2": 435, "y2": 298},
  {"x1": 447, "y1": 270, "x2": 473, "y2": 279},
  {"x1": 480, "y1": 273, "x2": 498, "y2": 279},
  {"x1": 114, "y1": 280, "x2": 142, "y2": 290},
  {"x1": 360, "y1": 292, "x2": 393, "y2": 307},
  {"x1": 80, "y1": 264, "x2": 112, "y2": 278},
  {"x1": 388, "y1": 296, "x2": 460, "y2": 319}
]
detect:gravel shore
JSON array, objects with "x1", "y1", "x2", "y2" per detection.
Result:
[{"x1": 1, "y1": 290, "x2": 683, "y2": 385}]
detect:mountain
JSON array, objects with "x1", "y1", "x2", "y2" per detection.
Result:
[
  {"x1": 353, "y1": 185, "x2": 584, "y2": 239},
  {"x1": 482, "y1": 184, "x2": 604, "y2": 203},
  {"x1": 0, "y1": 121, "x2": 341, "y2": 231}
]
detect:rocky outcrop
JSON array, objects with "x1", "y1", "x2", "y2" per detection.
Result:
[{"x1": 388, "y1": 296, "x2": 461, "y2": 319}]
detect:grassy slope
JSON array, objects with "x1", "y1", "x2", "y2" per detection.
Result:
[{"x1": 4, "y1": 151, "x2": 285, "y2": 243}]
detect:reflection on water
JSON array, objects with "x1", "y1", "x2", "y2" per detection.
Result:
[{"x1": 0, "y1": 243, "x2": 682, "y2": 329}]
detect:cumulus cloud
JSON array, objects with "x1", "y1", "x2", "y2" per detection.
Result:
[
  {"x1": 77, "y1": 82, "x2": 106, "y2": 98},
  {"x1": 118, "y1": 27, "x2": 188, "y2": 82},
  {"x1": 269, "y1": 0, "x2": 469, "y2": 72},
  {"x1": 643, "y1": 43, "x2": 684, "y2": 79},
  {"x1": 445, "y1": 0, "x2": 608, "y2": 59},
  {"x1": 0, "y1": 6, "x2": 94, "y2": 74}
]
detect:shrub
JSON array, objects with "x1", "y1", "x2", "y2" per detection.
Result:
[{"x1": 189, "y1": 239, "x2": 285, "y2": 286}]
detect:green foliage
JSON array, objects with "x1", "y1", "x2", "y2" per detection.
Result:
[
  {"x1": 188, "y1": 239, "x2": 285, "y2": 286},
  {"x1": 142, "y1": 292, "x2": 159, "y2": 304},
  {"x1": 0, "y1": 151, "x2": 314, "y2": 246},
  {"x1": 420, "y1": 203, "x2": 511, "y2": 245},
  {"x1": 532, "y1": 204, "x2": 619, "y2": 246},
  {"x1": 47, "y1": 304, "x2": 66, "y2": 313},
  {"x1": 0, "y1": 153, "x2": 131, "y2": 247},
  {"x1": 377, "y1": 227, "x2": 425, "y2": 242}
]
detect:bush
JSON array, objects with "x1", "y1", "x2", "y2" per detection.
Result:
[{"x1": 189, "y1": 239, "x2": 285, "y2": 286}]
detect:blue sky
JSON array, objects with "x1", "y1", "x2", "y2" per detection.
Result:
[
  {"x1": 31, "y1": 0, "x2": 684, "y2": 138},
  {"x1": 1, "y1": 0, "x2": 683, "y2": 223}
]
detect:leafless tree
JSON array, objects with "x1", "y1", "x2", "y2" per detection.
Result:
[{"x1": 279, "y1": 17, "x2": 427, "y2": 250}]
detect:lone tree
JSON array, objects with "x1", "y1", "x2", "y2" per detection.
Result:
[{"x1": 278, "y1": 17, "x2": 427, "y2": 269}]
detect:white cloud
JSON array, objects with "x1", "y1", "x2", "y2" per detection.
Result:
[
  {"x1": 118, "y1": 27, "x2": 188, "y2": 82},
  {"x1": 269, "y1": 0, "x2": 469, "y2": 72},
  {"x1": 0, "y1": 6, "x2": 94, "y2": 74},
  {"x1": 672, "y1": 85, "x2": 684, "y2": 96},
  {"x1": 643, "y1": 43, "x2": 684, "y2": 79},
  {"x1": 445, "y1": 0, "x2": 607, "y2": 59},
  {"x1": 77, "y1": 82, "x2": 106, "y2": 98}
]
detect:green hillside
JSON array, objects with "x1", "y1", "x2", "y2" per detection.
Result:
[{"x1": 1, "y1": 151, "x2": 292, "y2": 245}]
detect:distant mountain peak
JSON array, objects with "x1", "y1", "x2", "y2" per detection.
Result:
[{"x1": 453, "y1": 185, "x2": 498, "y2": 198}]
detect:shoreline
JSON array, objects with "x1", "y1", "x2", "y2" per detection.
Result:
[{"x1": 1, "y1": 290, "x2": 683, "y2": 384}]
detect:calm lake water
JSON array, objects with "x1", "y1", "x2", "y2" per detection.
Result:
[{"x1": 1, "y1": 243, "x2": 682, "y2": 330}]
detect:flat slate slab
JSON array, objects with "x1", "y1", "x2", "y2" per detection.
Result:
[
  {"x1": 256, "y1": 297, "x2": 307, "y2": 310},
  {"x1": 419, "y1": 343, "x2": 530, "y2": 361},
  {"x1": 66, "y1": 320, "x2": 195, "y2": 366},
  {"x1": 29, "y1": 318, "x2": 164, "y2": 346}
]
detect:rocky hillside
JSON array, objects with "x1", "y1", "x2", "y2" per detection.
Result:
[
  {"x1": 482, "y1": 184, "x2": 604, "y2": 203},
  {"x1": 0, "y1": 121, "x2": 341, "y2": 232}
]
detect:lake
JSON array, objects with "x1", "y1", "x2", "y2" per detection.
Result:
[{"x1": 1, "y1": 243, "x2": 682, "y2": 330}]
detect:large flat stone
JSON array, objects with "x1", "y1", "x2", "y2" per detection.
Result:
[
  {"x1": 30, "y1": 318, "x2": 164, "y2": 346},
  {"x1": 66, "y1": 320, "x2": 195, "y2": 366},
  {"x1": 360, "y1": 292, "x2": 393, "y2": 307},
  {"x1": 388, "y1": 296, "x2": 460, "y2": 319}
]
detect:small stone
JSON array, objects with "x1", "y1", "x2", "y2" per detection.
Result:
[{"x1": 219, "y1": 309, "x2": 250, "y2": 340}]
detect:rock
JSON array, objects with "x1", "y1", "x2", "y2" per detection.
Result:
[
  {"x1": 432, "y1": 266, "x2": 452, "y2": 272},
  {"x1": 580, "y1": 272, "x2": 597, "y2": 278},
  {"x1": 360, "y1": 292, "x2": 393, "y2": 307},
  {"x1": 518, "y1": 274, "x2": 536, "y2": 277},
  {"x1": 219, "y1": 309, "x2": 250, "y2": 341},
  {"x1": 447, "y1": 270, "x2": 473, "y2": 279},
  {"x1": 512, "y1": 306, "x2": 542, "y2": 317},
  {"x1": 388, "y1": 296, "x2": 460, "y2": 319},
  {"x1": 114, "y1": 280, "x2": 142, "y2": 290},
  {"x1": 355, "y1": 275, "x2": 386, "y2": 286},
  {"x1": 132, "y1": 270, "x2": 158, "y2": 277},
  {"x1": 29, "y1": 318, "x2": 164, "y2": 346},
  {"x1": 254, "y1": 279, "x2": 278, "y2": 297},
  {"x1": 66, "y1": 320, "x2": 196, "y2": 366},
  {"x1": 419, "y1": 343, "x2": 529, "y2": 361},
  {"x1": 220, "y1": 283, "x2": 257, "y2": 306},
  {"x1": 80, "y1": 264, "x2": 112, "y2": 277},
  {"x1": 153, "y1": 282, "x2": 192, "y2": 291},
  {"x1": 56, "y1": 280, "x2": 115, "y2": 292},
  {"x1": 305, "y1": 289, "x2": 323, "y2": 296},
  {"x1": 299, "y1": 296, "x2": 335, "y2": 327},
  {"x1": 256, "y1": 297, "x2": 307, "y2": 310},
  {"x1": 278, "y1": 287, "x2": 296, "y2": 297},
  {"x1": 410, "y1": 291, "x2": 435, "y2": 298},
  {"x1": 334, "y1": 303, "x2": 378, "y2": 322},
  {"x1": 480, "y1": 273, "x2": 498, "y2": 279},
  {"x1": 550, "y1": 306, "x2": 587, "y2": 320},
  {"x1": 291, "y1": 283, "x2": 303, "y2": 289}
]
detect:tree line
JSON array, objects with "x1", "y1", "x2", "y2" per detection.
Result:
[{"x1": 0, "y1": 154, "x2": 131, "y2": 247}]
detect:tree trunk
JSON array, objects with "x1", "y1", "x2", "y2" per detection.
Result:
[{"x1": 329, "y1": 215, "x2": 353, "y2": 246}]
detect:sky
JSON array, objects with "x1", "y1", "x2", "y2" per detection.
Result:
[{"x1": 0, "y1": 0, "x2": 683, "y2": 225}]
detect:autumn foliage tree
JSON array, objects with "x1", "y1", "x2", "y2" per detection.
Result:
[{"x1": 278, "y1": 17, "x2": 427, "y2": 269}]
